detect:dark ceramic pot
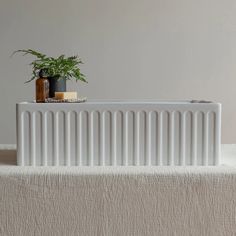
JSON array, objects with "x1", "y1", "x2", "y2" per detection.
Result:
[{"x1": 48, "y1": 77, "x2": 66, "y2": 98}]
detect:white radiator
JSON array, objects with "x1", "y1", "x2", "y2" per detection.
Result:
[{"x1": 16, "y1": 100, "x2": 221, "y2": 166}]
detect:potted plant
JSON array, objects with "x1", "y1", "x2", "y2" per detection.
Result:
[{"x1": 13, "y1": 49, "x2": 87, "y2": 97}]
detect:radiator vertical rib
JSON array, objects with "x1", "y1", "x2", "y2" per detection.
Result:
[
  {"x1": 146, "y1": 112, "x2": 152, "y2": 166},
  {"x1": 157, "y1": 112, "x2": 163, "y2": 166},
  {"x1": 79, "y1": 112, "x2": 83, "y2": 166},
  {"x1": 30, "y1": 112, "x2": 36, "y2": 166},
  {"x1": 134, "y1": 112, "x2": 140, "y2": 166},
  {"x1": 53, "y1": 112, "x2": 59, "y2": 166},
  {"x1": 192, "y1": 112, "x2": 198, "y2": 165},
  {"x1": 112, "y1": 112, "x2": 117, "y2": 166},
  {"x1": 203, "y1": 112, "x2": 209, "y2": 166},
  {"x1": 180, "y1": 112, "x2": 186, "y2": 165},
  {"x1": 89, "y1": 112, "x2": 94, "y2": 166},
  {"x1": 169, "y1": 112, "x2": 175, "y2": 166},
  {"x1": 214, "y1": 111, "x2": 221, "y2": 165},
  {"x1": 17, "y1": 112, "x2": 24, "y2": 166},
  {"x1": 65, "y1": 112, "x2": 71, "y2": 166},
  {"x1": 100, "y1": 112, "x2": 106, "y2": 166},
  {"x1": 42, "y1": 112, "x2": 48, "y2": 166},
  {"x1": 123, "y1": 112, "x2": 129, "y2": 166}
]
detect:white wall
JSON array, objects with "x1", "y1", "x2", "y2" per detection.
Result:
[{"x1": 0, "y1": 0, "x2": 236, "y2": 144}]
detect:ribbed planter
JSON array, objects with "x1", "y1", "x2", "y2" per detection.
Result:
[{"x1": 48, "y1": 77, "x2": 66, "y2": 98}]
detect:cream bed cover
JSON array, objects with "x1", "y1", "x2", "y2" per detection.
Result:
[{"x1": 0, "y1": 145, "x2": 236, "y2": 236}]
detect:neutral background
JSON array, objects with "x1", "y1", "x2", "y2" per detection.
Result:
[{"x1": 0, "y1": 0, "x2": 236, "y2": 144}]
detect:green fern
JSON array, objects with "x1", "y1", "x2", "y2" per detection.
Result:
[{"x1": 13, "y1": 49, "x2": 88, "y2": 84}]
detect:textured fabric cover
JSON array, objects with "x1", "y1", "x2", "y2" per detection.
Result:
[{"x1": 0, "y1": 146, "x2": 236, "y2": 236}]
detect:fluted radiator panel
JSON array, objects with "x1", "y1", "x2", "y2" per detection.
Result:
[{"x1": 16, "y1": 102, "x2": 221, "y2": 166}]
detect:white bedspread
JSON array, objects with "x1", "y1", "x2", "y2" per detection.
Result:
[{"x1": 0, "y1": 145, "x2": 236, "y2": 236}]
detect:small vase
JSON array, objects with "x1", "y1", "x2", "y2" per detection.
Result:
[
  {"x1": 36, "y1": 77, "x2": 49, "y2": 103},
  {"x1": 48, "y1": 77, "x2": 66, "y2": 98}
]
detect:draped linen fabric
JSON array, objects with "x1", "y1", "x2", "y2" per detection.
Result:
[{"x1": 0, "y1": 146, "x2": 236, "y2": 236}]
